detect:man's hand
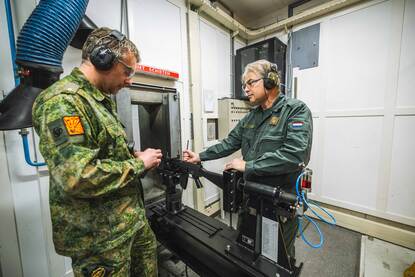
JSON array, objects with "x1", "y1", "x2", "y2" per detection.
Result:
[
  {"x1": 135, "y1": 148, "x2": 162, "y2": 170},
  {"x1": 224, "y1": 158, "x2": 246, "y2": 172},
  {"x1": 183, "y1": 149, "x2": 201, "y2": 164}
]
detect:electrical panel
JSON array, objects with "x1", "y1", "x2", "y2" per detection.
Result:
[{"x1": 218, "y1": 98, "x2": 251, "y2": 139}]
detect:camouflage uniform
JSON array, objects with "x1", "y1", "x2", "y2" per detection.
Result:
[
  {"x1": 32, "y1": 68, "x2": 157, "y2": 276},
  {"x1": 199, "y1": 93, "x2": 313, "y2": 257}
]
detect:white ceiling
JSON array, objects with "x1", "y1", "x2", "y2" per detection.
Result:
[{"x1": 214, "y1": 0, "x2": 296, "y2": 29}]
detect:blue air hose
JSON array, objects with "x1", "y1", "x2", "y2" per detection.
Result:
[
  {"x1": 20, "y1": 130, "x2": 46, "y2": 167},
  {"x1": 15, "y1": 0, "x2": 89, "y2": 69},
  {"x1": 296, "y1": 171, "x2": 336, "y2": 248}
]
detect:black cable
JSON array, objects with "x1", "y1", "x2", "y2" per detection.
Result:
[{"x1": 185, "y1": 264, "x2": 189, "y2": 277}]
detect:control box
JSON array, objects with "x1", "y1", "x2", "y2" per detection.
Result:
[{"x1": 218, "y1": 98, "x2": 251, "y2": 139}]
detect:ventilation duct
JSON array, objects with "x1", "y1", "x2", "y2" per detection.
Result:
[{"x1": 0, "y1": 0, "x2": 90, "y2": 130}]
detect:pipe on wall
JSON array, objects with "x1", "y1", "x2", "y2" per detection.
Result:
[
  {"x1": 189, "y1": 0, "x2": 366, "y2": 41},
  {"x1": 4, "y1": 0, "x2": 19, "y2": 86}
]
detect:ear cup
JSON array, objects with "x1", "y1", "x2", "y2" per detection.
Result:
[
  {"x1": 263, "y1": 63, "x2": 280, "y2": 90},
  {"x1": 89, "y1": 30, "x2": 125, "y2": 71},
  {"x1": 90, "y1": 45, "x2": 117, "y2": 71},
  {"x1": 263, "y1": 76, "x2": 275, "y2": 89}
]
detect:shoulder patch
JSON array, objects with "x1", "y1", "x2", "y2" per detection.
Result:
[
  {"x1": 48, "y1": 119, "x2": 68, "y2": 146},
  {"x1": 61, "y1": 82, "x2": 80, "y2": 93},
  {"x1": 63, "y1": 116, "x2": 85, "y2": 135}
]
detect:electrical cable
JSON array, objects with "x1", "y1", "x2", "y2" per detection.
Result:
[
  {"x1": 301, "y1": 191, "x2": 336, "y2": 225},
  {"x1": 298, "y1": 214, "x2": 323, "y2": 248},
  {"x1": 295, "y1": 171, "x2": 336, "y2": 248}
]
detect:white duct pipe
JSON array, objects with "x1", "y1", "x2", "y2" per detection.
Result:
[{"x1": 190, "y1": 0, "x2": 366, "y2": 40}]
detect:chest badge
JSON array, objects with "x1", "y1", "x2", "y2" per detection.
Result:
[
  {"x1": 270, "y1": 116, "x2": 280, "y2": 126},
  {"x1": 63, "y1": 116, "x2": 85, "y2": 136}
]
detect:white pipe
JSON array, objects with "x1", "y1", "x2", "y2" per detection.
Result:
[{"x1": 189, "y1": 0, "x2": 366, "y2": 40}]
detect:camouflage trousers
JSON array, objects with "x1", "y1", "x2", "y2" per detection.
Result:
[{"x1": 71, "y1": 219, "x2": 157, "y2": 277}]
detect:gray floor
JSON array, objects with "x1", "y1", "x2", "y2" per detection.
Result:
[
  {"x1": 295, "y1": 218, "x2": 361, "y2": 277},
  {"x1": 158, "y1": 216, "x2": 361, "y2": 277},
  {"x1": 158, "y1": 247, "x2": 198, "y2": 277}
]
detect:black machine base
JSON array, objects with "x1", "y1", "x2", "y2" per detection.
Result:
[{"x1": 147, "y1": 201, "x2": 302, "y2": 277}]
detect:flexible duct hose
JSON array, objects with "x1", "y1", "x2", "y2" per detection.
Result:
[{"x1": 15, "y1": 0, "x2": 89, "y2": 70}]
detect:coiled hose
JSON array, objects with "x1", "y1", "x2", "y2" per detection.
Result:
[{"x1": 16, "y1": 0, "x2": 89, "y2": 70}]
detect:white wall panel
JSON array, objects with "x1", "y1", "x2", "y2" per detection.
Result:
[
  {"x1": 62, "y1": 47, "x2": 82, "y2": 77},
  {"x1": 307, "y1": 117, "x2": 321, "y2": 194},
  {"x1": 0, "y1": 132, "x2": 23, "y2": 277},
  {"x1": 4, "y1": 130, "x2": 49, "y2": 277},
  {"x1": 200, "y1": 20, "x2": 218, "y2": 113},
  {"x1": 62, "y1": 0, "x2": 122, "y2": 77},
  {"x1": 396, "y1": 0, "x2": 415, "y2": 108},
  {"x1": 128, "y1": 0, "x2": 183, "y2": 75},
  {"x1": 387, "y1": 116, "x2": 415, "y2": 218},
  {"x1": 199, "y1": 18, "x2": 231, "y2": 205},
  {"x1": 294, "y1": 67, "x2": 323, "y2": 113},
  {"x1": 293, "y1": 0, "x2": 414, "y2": 226},
  {"x1": 325, "y1": 0, "x2": 392, "y2": 111},
  {"x1": 86, "y1": 0, "x2": 121, "y2": 31},
  {"x1": 217, "y1": 30, "x2": 231, "y2": 98},
  {"x1": 321, "y1": 117, "x2": 383, "y2": 209},
  {"x1": 200, "y1": 19, "x2": 231, "y2": 114}
]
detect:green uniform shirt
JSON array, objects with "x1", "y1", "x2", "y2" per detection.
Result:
[
  {"x1": 32, "y1": 68, "x2": 146, "y2": 256},
  {"x1": 200, "y1": 94, "x2": 313, "y2": 182}
]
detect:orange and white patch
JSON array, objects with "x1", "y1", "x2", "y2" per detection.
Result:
[{"x1": 63, "y1": 116, "x2": 84, "y2": 136}]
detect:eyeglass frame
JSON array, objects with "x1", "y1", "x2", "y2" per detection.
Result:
[
  {"x1": 241, "y1": 78, "x2": 263, "y2": 91},
  {"x1": 117, "y1": 58, "x2": 136, "y2": 78}
]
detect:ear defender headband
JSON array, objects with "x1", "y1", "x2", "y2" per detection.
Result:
[
  {"x1": 263, "y1": 63, "x2": 280, "y2": 90},
  {"x1": 90, "y1": 30, "x2": 126, "y2": 71}
]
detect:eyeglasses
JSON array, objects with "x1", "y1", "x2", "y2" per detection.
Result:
[
  {"x1": 242, "y1": 78, "x2": 262, "y2": 90},
  {"x1": 117, "y1": 58, "x2": 136, "y2": 78}
]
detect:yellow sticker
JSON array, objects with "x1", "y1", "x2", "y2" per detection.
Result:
[
  {"x1": 91, "y1": 267, "x2": 106, "y2": 277},
  {"x1": 63, "y1": 116, "x2": 84, "y2": 136},
  {"x1": 270, "y1": 116, "x2": 280, "y2": 126}
]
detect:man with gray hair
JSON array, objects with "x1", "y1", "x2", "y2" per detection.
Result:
[
  {"x1": 32, "y1": 27, "x2": 161, "y2": 276},
  {"x1": 184, "y1": 59, "x2": 313, "y2": 259}
]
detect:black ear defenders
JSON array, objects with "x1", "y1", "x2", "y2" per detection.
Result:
[
  {"x1": 263, "y1": 63, "x2": 280, "y2": 90},
  {"x1": 90, "y1": 30, "x2": 126, "y2": 71}
]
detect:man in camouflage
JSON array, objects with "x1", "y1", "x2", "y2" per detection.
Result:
[
  {"x1": 32, "y1": 27, "x2": 161, "y2": 276},
  {"x1": 184, "y1": 59, "x2": 313, "y2": 259}
]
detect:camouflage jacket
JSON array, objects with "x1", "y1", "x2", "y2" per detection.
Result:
[
  {"x1": 32, "y1": 68, "x2": 146, "y2": 256},
  {"x1": 200, "y1": 94, "x2": 313, "y2": 184}
]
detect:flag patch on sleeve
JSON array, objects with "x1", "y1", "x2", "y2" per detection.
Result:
[{"x1": 291, "y1": 121, "x2": 304, "y2": 128}]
